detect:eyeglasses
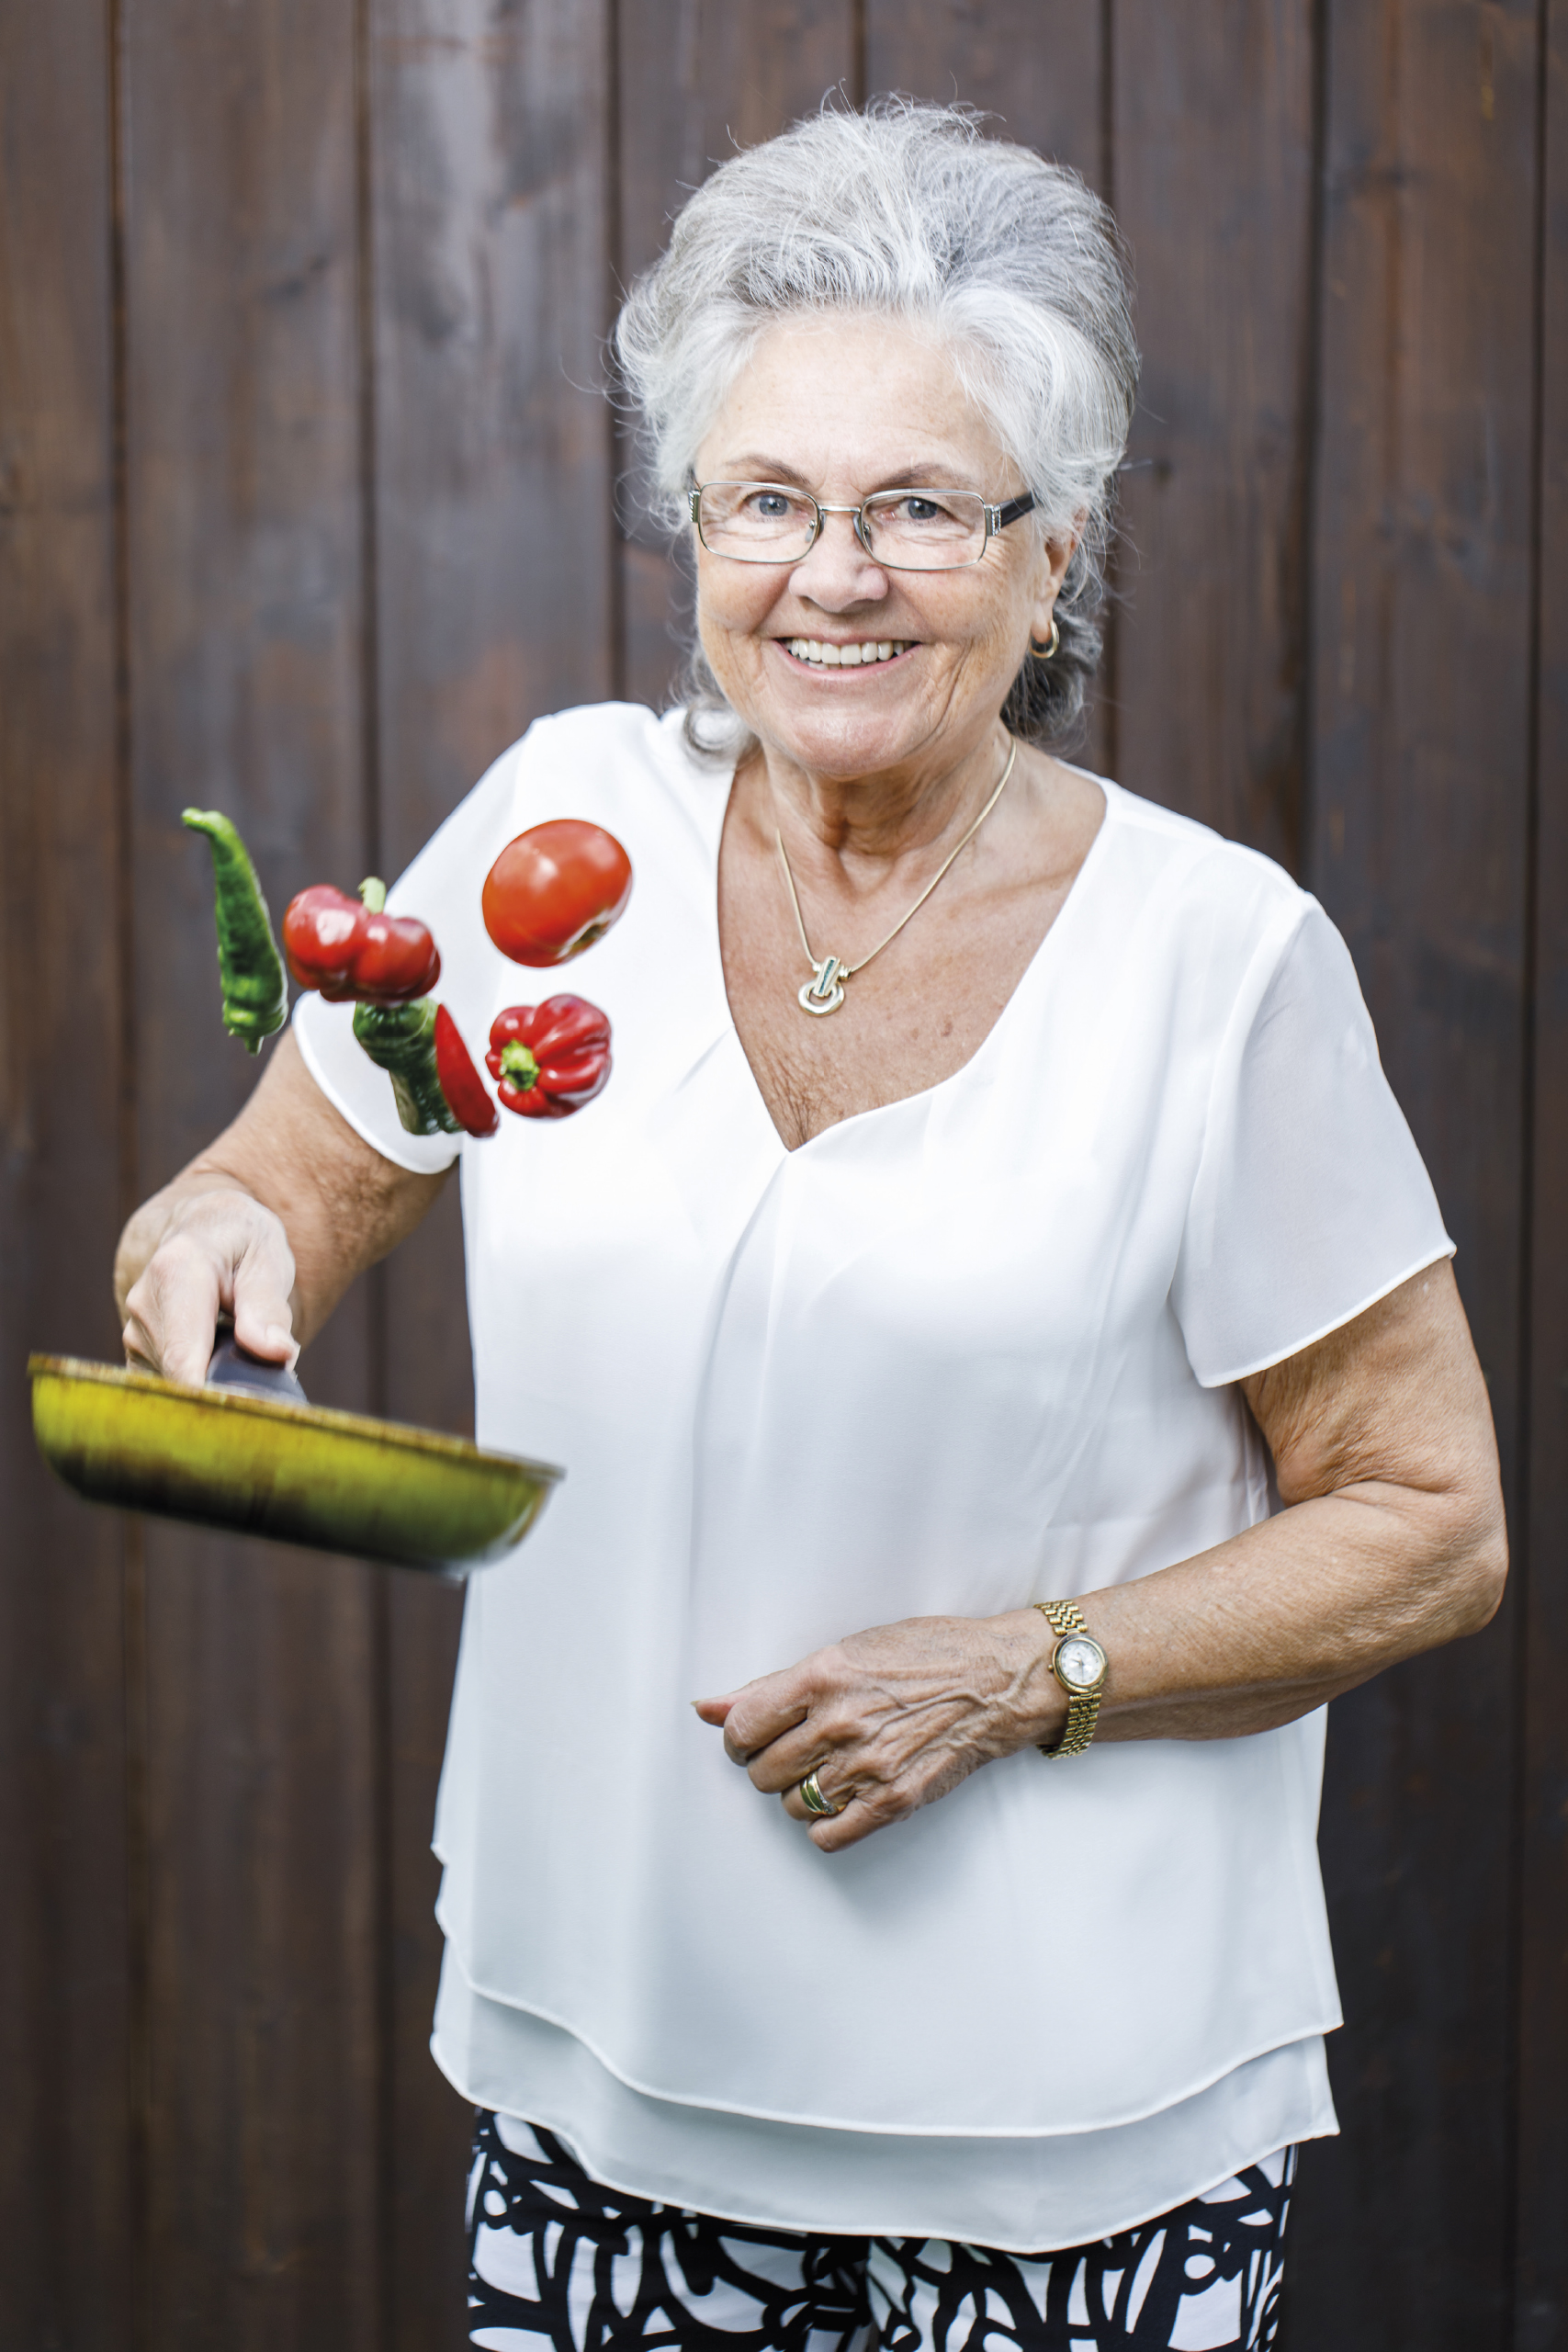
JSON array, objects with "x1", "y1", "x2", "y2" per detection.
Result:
[{"x1": 688, "y1": 481, "x2": 1038, "y2": 572}]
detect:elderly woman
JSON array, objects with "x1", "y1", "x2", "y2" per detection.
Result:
[{"x1": 118, "y1": 104, "x2": 1503, "y2": 2352}]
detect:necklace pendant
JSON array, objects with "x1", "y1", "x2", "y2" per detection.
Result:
[{"x1": 798, "y1": 955, "x2": 847, "y2": 1015}]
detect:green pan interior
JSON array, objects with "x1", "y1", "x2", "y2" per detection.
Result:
[{"x1": 28, "y1": 1353, "x2": 561, "y2": 1574}]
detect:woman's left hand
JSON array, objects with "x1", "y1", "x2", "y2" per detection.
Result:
[
  {"x1": 696, "y1": 1271, "x2": 1508, "y2": 1852},
  {"x1": 694, "y1": 1611, "x2": 1061, "y2": 1850}
]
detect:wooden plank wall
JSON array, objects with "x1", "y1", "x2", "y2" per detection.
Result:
[
  {"x1": 0, "y1": 9, "x2": 133, "y2": 2346},
  {"x1": 1303, "y1": 8, "x2": 1540, "y2": 2341},
  {"x1": 0, "y1": 3, "x2": 1556, "y2": 2346},
  {"x1": 1520, "y1": 3, "x2": 1567, "y2": 2341}
]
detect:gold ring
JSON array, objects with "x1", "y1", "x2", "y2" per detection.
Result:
[{"x1": 798, "y1": 1770, "x2": 843, "y2": 1818}]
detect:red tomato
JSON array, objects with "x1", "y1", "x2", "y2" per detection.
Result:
[{"x1": 482, "y1": 820, "x2": 633, "y2": 968}]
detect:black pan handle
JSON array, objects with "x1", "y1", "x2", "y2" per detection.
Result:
[{"x1": 206, "y1": 1330, "x2": 308, "y2": 1407}]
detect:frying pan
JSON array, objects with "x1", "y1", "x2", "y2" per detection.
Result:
[{"x1": 28, "y1": 1347, "x2": 560, "y2": 1575}]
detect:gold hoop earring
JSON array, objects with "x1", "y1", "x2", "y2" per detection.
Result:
[{"x1": 1029, "y1": 617, "x2": 1061, "y2": 662}]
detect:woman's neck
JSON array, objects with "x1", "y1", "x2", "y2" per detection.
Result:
[{"x1": 744, "y1": 723, "x2": 1017, "y2": 876}]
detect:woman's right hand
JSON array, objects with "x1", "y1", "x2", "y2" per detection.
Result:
[
  {"x1": 114, "y1": 1031, "x2": 450, "y2": 1389},
  {"x1": 120, "y1": 1186, "x2": 299, "y2": 1388}
]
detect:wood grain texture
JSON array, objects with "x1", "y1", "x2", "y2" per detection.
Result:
[
  {"x1": 615, "y1": 0, "x2": 857, "y2": 290},
  {"x1": 139, "y1": 1547, "x2": 382, "y2": 2352},
  {"x1": 0, "y1": 5, "x2": 136, "y2": 2344},
  {"x1": 384, "y1": 1555, "x2": 468, "y2": 2352},
  {"x1": 118, "y1": 0, "x2": 381, "y2": 2342},
  {"x1": 2, "y1": 5, "x2": 1562, "y2": 2342},
  {"x1": 1514, "y1": 6, "x2": 1568, "y2": 2345},
  {"x1": 1111, "y1": 0, "x2": 1315, "y2": 865},
  {"x1": 1289, "y1": 4, "x2": 1540, "y2": 2345},
  {"x1": 368, "y1": 5, "x2": 617, "y2": 2335},
  {"x1": 372, "y1": 0, "x2": 616, "y2": 866},
  {"x1": 865, "y1": 0, "x2": 1104, "y2": 186}
]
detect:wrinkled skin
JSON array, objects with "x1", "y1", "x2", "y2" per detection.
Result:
[{"x1": 118, "y1": 317, "x2": 1506, "y2": 1856}]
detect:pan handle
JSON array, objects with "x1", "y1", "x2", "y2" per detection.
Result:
[{"x1": 206, "y1": 1330, "x2": 309, "y2": 1406}]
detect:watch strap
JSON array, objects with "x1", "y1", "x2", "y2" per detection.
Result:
[{"x1": 1032, "y1": 1599, "x2": 1103, "y2": 1758}]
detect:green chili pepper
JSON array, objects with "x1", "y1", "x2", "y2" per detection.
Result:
[
  {"x1": 181, "y1": 808, "x2": 288, "y2": 1055},
  {"x1": 352, "y1": 999, "x2": 462, "y2": 1137}
]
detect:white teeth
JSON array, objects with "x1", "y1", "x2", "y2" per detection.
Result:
[{"x1": 785, "y1": 639, "x2": 909, "y2": 666}]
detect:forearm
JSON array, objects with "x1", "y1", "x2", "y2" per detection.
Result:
[
  {"x1": 1008, "y1": 1471, "x2": 1507, "y2": 1750},
  {"x1": 712, "y1": 1268, "x2": 1506, "y2": 1848},
  {"x1": 712, "y1": 1480, "x2": 1506, "y2": 1853}
]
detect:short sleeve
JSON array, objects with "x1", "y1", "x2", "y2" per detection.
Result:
[
  {"x1": 1170, "y1": 899, "x2": 1454, "y2": 1387},
  {"x1": 293, "y1": 729, "x2": 537, "y2": 1175}
]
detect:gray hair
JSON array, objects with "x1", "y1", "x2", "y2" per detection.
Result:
[{"x1": 613, "y1": 98, "x2": 1139, "y2": 752}]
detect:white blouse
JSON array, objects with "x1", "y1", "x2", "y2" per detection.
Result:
[{"x1": 295, "y1": 702, "x2": 1453, "y2": 2251}]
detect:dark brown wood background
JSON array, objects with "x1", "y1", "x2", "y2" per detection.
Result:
[{"x1": 1, "y1": 3, "x2": 1560, "y2": 2345}]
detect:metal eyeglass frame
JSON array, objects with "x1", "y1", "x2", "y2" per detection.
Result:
[{"x1": 687, "y1": 481, "x2": 1039, "y2": 571}]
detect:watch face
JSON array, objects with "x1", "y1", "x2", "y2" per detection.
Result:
[{"x1": 1055, "y1": 1634, "x2": 1107, "y2": 1694}]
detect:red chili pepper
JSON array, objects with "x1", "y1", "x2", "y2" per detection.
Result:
[
  {"x1": 434, "y1": 1005, "x2": 499, "y2": 1137},
  {"x1": 482, "y1": 821, "x2": 633, "y2": 967},
  {"x1": 283, "y1": 878, "x2": 441, "y2": 1004},
  {"x1": 486, "y1": 997, "x2": 613, "y2": 1119}
]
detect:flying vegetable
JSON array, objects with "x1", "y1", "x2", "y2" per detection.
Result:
[
  {"x1": 486, "y1": 998, "x2": 613, "y2": 1119},
  {"x1": 482, "y1": 821, "x2": 633, "y2": 967},
  {"x1": 284, "y1": 877, "x2": 440, "y2": 1002},
  {"x1": 181, "y1": 808, "x2": 288, "y2": 1054},
  {"x1": 352, "y1": 999, "x2": 498, "y2": 1139}
]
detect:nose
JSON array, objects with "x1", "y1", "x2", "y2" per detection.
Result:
[{"x1": 787, "y1": 507, "x2": 889, "y2": 609}]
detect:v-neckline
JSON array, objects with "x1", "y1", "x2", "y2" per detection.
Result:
[{"x1": 709, "y1": 762, "x2": 1117, "y2": 1157}]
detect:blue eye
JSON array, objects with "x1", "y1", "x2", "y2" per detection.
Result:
[{"x1": 748, "y1": 492, "x2": 795, "y2": 520}]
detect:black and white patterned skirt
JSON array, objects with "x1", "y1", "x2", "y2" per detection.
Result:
[{"x1": 466, "y1": 2111, "x2": 1294, "y2": 2351}]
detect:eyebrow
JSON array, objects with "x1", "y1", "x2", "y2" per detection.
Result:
[{"x1": 715, "y1": 457, "x2": 984, "y2": 496}]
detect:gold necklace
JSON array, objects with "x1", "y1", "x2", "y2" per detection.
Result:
[{"x1": 773, "y1": 736, "x2": 1020, "y2": 1015}]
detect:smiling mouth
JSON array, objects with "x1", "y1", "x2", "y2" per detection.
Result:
[{"x1": 781, "y1": 638, "x2": 915, "y2": 668}]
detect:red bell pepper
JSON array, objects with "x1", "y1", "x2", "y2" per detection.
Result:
[
  {"x1": 486, "y1": 997, "x2": 612, "y2": 1119},
  {"x1": 434, "y1": 1005, "x2": 499, "y2": 1137},
  {"x1": 283, "y1": 876, "x2": 440, "y2": 1004}
]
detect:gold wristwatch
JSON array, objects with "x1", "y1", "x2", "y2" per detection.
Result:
[{"x1": 1032, "y1": 1600, "x2": 1108, "y2": 1758}]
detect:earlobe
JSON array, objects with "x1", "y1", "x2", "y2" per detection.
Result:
[{"x1": 1027, "y1": 533, "x2": 1074, "y2": 652}]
